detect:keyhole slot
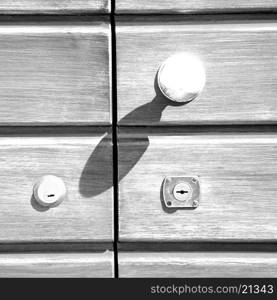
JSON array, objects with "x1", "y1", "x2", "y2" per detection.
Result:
[
  {"x1": 176, "y1": 190, "x2": 188, "y2": 194},
  {"x1": 47, "y1": 194, "x2": 55, "y2": 198}
]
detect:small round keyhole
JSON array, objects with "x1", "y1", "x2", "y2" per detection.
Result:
[
  {"x1": 176, "y1": 190, "x2": 188, "y2": 194},
  {"x1": 173, "y1": 182, "x2": 192, "y2": 202}
]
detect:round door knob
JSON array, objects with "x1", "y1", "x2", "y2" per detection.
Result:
[
  {"x1": 158, "y1": 52, "x2": 206, "y2": 103},
  {"x1": 33, "y1": 175, "x2": 66, "y2": 207}
]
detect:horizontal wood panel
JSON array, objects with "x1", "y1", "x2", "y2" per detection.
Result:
[
  {"x1": 0, "y1": 131, "x2": 113, "y2": 242},
  {"x1": 0, "y1": 252, "x2": 114, "y2": 277},
  {"x1": 0, "y1": 1, "x2": 110, "y2": 13},
  {"x1": 119, "y1": 252, "x2": 277, "y2": 277},
  {"x1": 117, "y1": 19, "x2": 277, "y2": 125},
  {"x1": 0, "y1": 21, "x2": 111, "y2": 125},
  {"x1": 116, "y1": 0, "x2": 277, "y2": 13},
  {"x1": 119, "y1": 129, "x2": 277, "y2": 241}
]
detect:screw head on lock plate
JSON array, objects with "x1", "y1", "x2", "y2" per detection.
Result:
[{"x1": 162, "y1": 176, "x2": 200, "y2": 209}]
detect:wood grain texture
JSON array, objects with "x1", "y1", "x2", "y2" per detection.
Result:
[
  {"x1": 0, "y1": 131, "x2": 113, "y2": 242},
  {"x1": 119, "y1": 129, "x2": 277, "y2": 241},
  {"x1": 0, "y1": 251, "x2": 114, "y2": 277},
  {"x1": 0, "y1": 21, "x2": 111, "y2": 125},
  {"x1": 119, "y1": 252, "x2": 277, "y2": 277},
  {"x1": 117, "y1": 19, "x2": 277, "y2": 125},
  {"x1": 116, "y1": 0, "x2": 277, "y2": 13},
  {"x1": 0, "y1": 1, "x2": 110, "y2": 14}
]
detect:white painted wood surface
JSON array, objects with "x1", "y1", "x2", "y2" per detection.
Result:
[
  {"x1": 0, "y1": 0, "x2": 110, "y2": 13},
  {"x1": 116, "y1": 0, "x2": 277, "y2": 13},
  {"x1": 0, "y1": 21, "x2": 111, "y2": 125},
  {"x1": 119, "y1": 252, "x2": 277, "y2": 277},
  {"x1": 0, "y1": 252, "x2": 114, "y2": 277},
  {"x1": 117, "y1": 19, "x2": 277, "y2": 125},
  {"x1": 0, "y1": 132, "x2": 113, "y2": 242},
  {"x1": 119, "y1": 129, "x2": 277, "y2": 241}
]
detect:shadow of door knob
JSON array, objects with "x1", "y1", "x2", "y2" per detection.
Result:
[{"x1": 158, "y1": 52, "x2": 206, "y2": 103}]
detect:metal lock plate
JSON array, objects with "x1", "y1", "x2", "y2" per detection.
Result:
[{"x1": 162, "y1": 176, "x2": 200, "y2": 208}]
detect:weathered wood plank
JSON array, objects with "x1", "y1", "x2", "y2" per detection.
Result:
[
  {"x1": 117, "y1": 19, "x2": 277, "y2": 125},
  {"x1": 119, "y1": 252, "x2": 277, "y2": 277},
  {"x1": 0, "y1": 1, "x2": 110, "y2": 14},
  {"x1": 119, "y1": 129, "x2": 277, "y2": 241},
  {"x1": 116, "y1": 0, "x2": 277, "y2": 14},
  {"x1": 0, "y1": 131, "x2": 113, "y2": 242},
  {"x1": 0, "y1": 21, "x2": 111, "y2": 125},
  {"x1": 0, "y1": 252, "x2": 114, "y2": 277}
]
